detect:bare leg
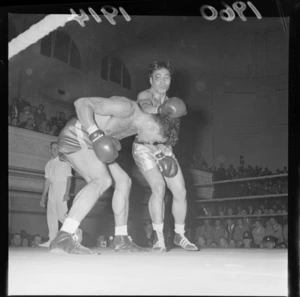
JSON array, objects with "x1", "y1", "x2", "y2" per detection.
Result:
[
  {"x1": 66, "y1": 149, "x2": 112, "y2": 222},
  {"x1": 108, "y1": 162, "x2": 132, "y2": 227},
  {"x1": 140, "y1": 167, "x2": 166, "y2": 224},
  {"x1": 165, "y1": 165, "x2": 187, "y2": 224}
]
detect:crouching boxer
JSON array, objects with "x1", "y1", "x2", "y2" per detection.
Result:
[
  {"x1": 133, "y1": 61, "x2": 198, "y2": 252},
  {"x1": 49, "y1": 95, "x2": 177, "y2": 255}
]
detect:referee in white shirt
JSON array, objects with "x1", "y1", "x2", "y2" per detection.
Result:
[{"x1": 39, "y1": 141, "x2": 75, "y2": 247}]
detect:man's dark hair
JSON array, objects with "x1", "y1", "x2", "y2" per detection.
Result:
[
  {"x1": 148, "y1": 61, "x2": 173, "y2": 77},
  {"x1": 153, "y1": 113, "x2": 180, "y2": 146}
]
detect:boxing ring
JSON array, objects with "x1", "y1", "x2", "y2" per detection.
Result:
[
  {"x1": 8, "y1": 246, "x2": 287, "y2": 295},
  {"x1": 8, "y1": 14, "x2": 288, "y2": 296}
]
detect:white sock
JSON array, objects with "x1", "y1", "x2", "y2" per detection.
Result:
[
  {"x1": 174, "y1": 224, "x2": 185, "y2": 235},
  {"x1": 152, "y1": 223, "x2": 164, "y2": 234},
  {"x1": 115, "y1": 225, "x2": 128, "y2": 236},
  {"x1": 60, "y1": 218, "x2": 80, "y2": 234}
]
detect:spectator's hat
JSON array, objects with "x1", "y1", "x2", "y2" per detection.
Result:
[
  {"x1": 243, "y1": 231, "x2": 252, "y2": 240},
  {"x1": 263, "y1": 235, "x2": 277, "y2": 243}
]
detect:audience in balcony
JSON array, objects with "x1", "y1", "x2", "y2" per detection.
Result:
[{"x1": 9, "y1": 97, "x2": 71, "y2": 136}]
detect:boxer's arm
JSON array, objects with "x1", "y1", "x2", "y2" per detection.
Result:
[
  {"x1": 137, "y1": 91, "x2": 158, "y2": 114},
  {"x1": 74, "y1": 96, "x2": 135, "y2": 131}
]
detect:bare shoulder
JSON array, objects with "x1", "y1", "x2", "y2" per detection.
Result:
[{"x1": 137, "y1": 89, "x2": 152, "y2": 101}]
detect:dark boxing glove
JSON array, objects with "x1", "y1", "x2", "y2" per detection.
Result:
[
  {"x1": 88, "y1": 126, "x2": 121, "y2": 164},
  {"x1": 154, "y1": 151, "x2": 178, "y2": 178},
  {"x1": 157, "y1": 97, "x2": 187, "y2": 118}
]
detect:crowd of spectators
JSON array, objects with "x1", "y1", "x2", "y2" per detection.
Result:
[
  {"x1": 212, "y1": 164, "x2": 288, "y2": 198},
  {"x1": 193, "y1": 216, "x2": 288, "y2": 249},
  {"x1": 9, "y1": 230, "x2": 45, "y2": 248},
  {"x1": 8, "y1": 97, "x2": 75, "y2": 136},
  {"x1": 191, "y1": 152, "x2": 288, "y2": 198}
]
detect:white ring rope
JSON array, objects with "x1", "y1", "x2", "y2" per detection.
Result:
[
  {"x1": 195, "y1": 193, "x2": 287, "y2": 203},
  {"x1": 195, "y1": 213, "x2": 288, "y2": 219},
  {"x1": 9, "y1": 14, "x2": 72, "y2": 60},
  {"x1": 195, "y1": 173, "x2": 288, "y2": 187}
]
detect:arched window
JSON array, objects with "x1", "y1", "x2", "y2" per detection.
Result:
[
  {"x1": 40, "y1": 30, "x2": 81, "y2": 70},
  {"x1": 101, "y1": 56, "x2": 131, "y2": 90}
]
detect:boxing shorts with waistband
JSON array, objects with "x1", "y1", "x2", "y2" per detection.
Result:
[
  {"x1": 132, "y1": 138, "x2": 178, "y2": 173},
  {"x1": 58, "y1": 118, "x2": 92, "y2": 162}
]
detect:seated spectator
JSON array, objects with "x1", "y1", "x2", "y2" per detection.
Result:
[
  {"x1": 217, "y1": 205, "x2": 225, "y2": 216},
  {"x1": 227, "y1": 207, "x2": 234, "y2": 216},
  {"x1": 11, "y1": 117, "x2": 19, "y2": 127},
  {"x1": 11, "y1": 233, "x2": 22, "y2": 247},
  {"x1": 233, "y1": 218, "x2": 249, "y2": 247},
  {"x1": 50, "y1": 112, "x2": 60, "y2": 127},
  {"x1": 31, "y1": 234, "x2": 42, "y2": 247},
  {"x1": 242, "y1": 215, "x2": 251, "y2": 230},
  {"x1": 262, "y1": 235, "x2": 277, "y2": 249},
  {"x1": 34, "y1": 104, "x2": 47, "y2": 130},
  {"x1": 24, "y1": 117, "x2": 36, "y2": 130},
  {"x1": 252, "y1": 219, "x2": 265, "y2": 246},
  {"x1": 31, "y1": 105, "x2": 38, "y2": 115},
  {"x1": 269, "y1": 217, "x2": 283, "y2": 242},
  {"x1": 211, "y1": 219, "x2": 227, "y2": 246},
  {"x1": 269, "y1": 208, "x2": 275, "y2": 215},
  {"x1": 219, "y1": 237, "x2": 228, "y2": 248},
  {"x1": 197, "y1": 219, "x2": 213, "y2": 246},
  {"x1": 18, "y1": 104, "x2": 35, "y2": 128},
  {"x1": 196, "y1": 236, "x2": 206, "y2": 249},
  {"x1": 228, "y1": 239, "x2": 236, "y2": 248},
  {"x1": 240, "y1": 231, "x2": 257, "y2": 248},
  {"x1": 236, "y1": 206, "x2": 242, "y2": 215},
  {"x1": 21, "y1": 236, "x2": 30, "y2": 247},
  {"x1": 225, "y1": 218, "x2": 235, "y2": 241},
  {"x1": 247, "y1": 205, "x2": 254, "y2": 215},
  {"x1": 38, "y1": 120, "x2": 50, "y2": 133},
  {"x1": 56, "y1": 111, "x2": 67, "y2": 133},
  {"x1": 49, "y1": 123, "x2": 58, "y2": 136}
]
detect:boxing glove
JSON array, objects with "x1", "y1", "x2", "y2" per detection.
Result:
[
  {"x1": 157, "y1": 97, "x2": 187, "y2": 118},
  {"x1": 88, "y1": 129, "x2": 121, "y2": 163},
  {"x1": 154, "y1": 151, "x2": 178, "y2": 178}
]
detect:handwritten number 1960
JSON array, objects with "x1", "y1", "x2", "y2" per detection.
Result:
[{"x1": 201, "y1": 1, "x2": 262, "y2": 22}]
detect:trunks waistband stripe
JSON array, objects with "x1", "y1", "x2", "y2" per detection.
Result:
[{"x1": 134, "y1": 137, "x2": 165, "y2": 146}]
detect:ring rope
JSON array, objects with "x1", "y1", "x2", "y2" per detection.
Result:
[
  {"x1": 9, "y1": 14, "x2": 72, "y2": 60},
  {"x1": 195, "y1": 173, "x2": 288, "y2": 187},
  {"x1": 196, "y1": 213, "x2": 288, "y2": 219},
  {"x1": 195, "y1": 193, "x2": 287, "y2": 203}
]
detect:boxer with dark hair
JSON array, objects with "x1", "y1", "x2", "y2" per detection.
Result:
[
  {"x1": 133, "y1": 61, "x2": 197, "y2": 252},
  {"x1": 49, "y1": 95, "x2": 177, "y2": 255}
]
